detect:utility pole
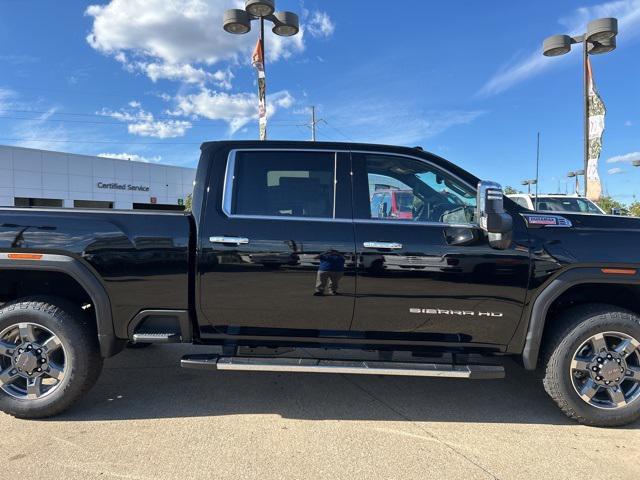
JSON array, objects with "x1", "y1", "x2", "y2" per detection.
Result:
[
  {"x1": 305, "y1": 106, "x2": 323, "y2": 141},
  {"x1": 311, "y1": 106, "x2": 316, "y2": 141}
]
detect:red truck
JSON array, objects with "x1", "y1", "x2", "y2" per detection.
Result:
[{"x1": 370, "y1": 189, "x2": 414, "y2": 220}]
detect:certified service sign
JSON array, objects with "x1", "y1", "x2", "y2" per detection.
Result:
[{"x1": 97, "y1": 182, "x2": 150, "y2": 192}]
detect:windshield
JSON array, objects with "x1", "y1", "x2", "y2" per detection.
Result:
[
  {"x1": 536, "y1": 197, "x2": 603, "y2": 214},
  {"x1": 395, "y1": 192, "x2": 414, "y2": 212}
]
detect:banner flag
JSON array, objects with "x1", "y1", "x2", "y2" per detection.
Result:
[
  {"x1": 252, "y1": 39, "x2": 267, "y2": 140},
  {"x1": 586, "y1": 58, "x2": 605, "y2": 201}
]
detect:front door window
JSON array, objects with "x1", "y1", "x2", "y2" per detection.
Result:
[{"x1": 364, "y1": 154, "x2": 476, "y2": 225}]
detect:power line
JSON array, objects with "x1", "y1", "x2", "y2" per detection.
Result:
[
  {"x1": 0, "y1": 109, "x2": 302, "y2": 126},
  {"x1": 0, "y1": 137, "x2": 203, "y2": 145},
  {"x1": 320, "y1": 119, "x2": 355, "y2": 142}
]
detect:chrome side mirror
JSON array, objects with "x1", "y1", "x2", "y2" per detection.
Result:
[{"x1": 477, "y1": 181, "x2": 513, "y2": 234}]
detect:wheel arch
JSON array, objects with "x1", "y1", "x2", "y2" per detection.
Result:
[
  {"x1": 0, "y1": 253, "x2": 122, "y2": 358},
  {"x1": 522, "y1": 267, "x2": 640, "y2": 370}
]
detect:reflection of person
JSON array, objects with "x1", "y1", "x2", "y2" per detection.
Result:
[{"x1": 314, "y1": 249, "x2": 345, "y2": 296}]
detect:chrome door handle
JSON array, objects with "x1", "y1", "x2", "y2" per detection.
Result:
[
  {"x1": 363, "y1": 241, "x2": 403, "y2": 250},
  {"x1": 209, "y1": 236, "x2": 249, "y2": 245}
]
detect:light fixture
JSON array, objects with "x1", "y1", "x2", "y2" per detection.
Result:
[
  {"x1": 633, "y1": 160, "x2": 640, "y2": 167},
  {"x1": 588, "y1": 36, "x2": 616, "y2": 55},
  {"x1": 223, "y1": 9, "x2": 251, "y2": 34},
  {"x1": 542, "y1": 35, "x2": 572, "y2": 57},
  {"x1": 586, "y1": 17, "x2": 618, "y2": 43},
  {"x1": 245, "y1": 0, "x2": 275, "y2": 18},
  {"x1": 272, "y1": 11, "x2": 299, "y2": 36},
  {"x1": 542, "y1": 18, "x2": 618, "y2": 197}
]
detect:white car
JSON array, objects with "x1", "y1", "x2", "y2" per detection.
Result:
[{"x1": 508, "y1": 194, "x2": 606, "y2": 214}]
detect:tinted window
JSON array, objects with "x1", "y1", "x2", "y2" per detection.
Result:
[
  {"x1": 232, "y1": 151, "x2": 335, "y2": 218},
  {"x1": 537, "y1": 197, "x2": 603, "y2": 214},
  {"x1": 363, "y1": 154, "x2": 476, "y2": 224}
]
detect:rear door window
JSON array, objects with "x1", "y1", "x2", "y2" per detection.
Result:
[{"x1": 229, "y1": 150, "x2": 335, "y2": 218}]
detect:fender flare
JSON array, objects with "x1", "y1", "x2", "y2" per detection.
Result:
[
  {"x1": 522, "y1": 267, "x2": 640, "y2": 370},
  {"x1": 0, "y1": 253, "x2": 122, "y2": 357}
]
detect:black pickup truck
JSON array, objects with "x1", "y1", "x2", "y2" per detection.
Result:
[{"x1": 1, "y1": 141, "x2": 639, "y2": 426}]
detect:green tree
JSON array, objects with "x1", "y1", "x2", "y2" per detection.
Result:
[
  {"x1": 596, "y1": 195, "x2": 627, "y2": 215},
  {"x1": 628, "y1": 201, "x2": 640, "y2": 217},
  {"x1": 184, "y1": 193, "x2": 193, "y2": 212},
  {"x1": 503, "y1": 186, "x2": 521, "y2": 195}
]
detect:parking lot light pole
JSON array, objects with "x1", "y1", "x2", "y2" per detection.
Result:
[
  {"x1": 223, "y1": 1, "x2": 300, "y2": 140},
  {"x1": 542, "y1": 18, "x2": 618, "y2": 197},
  {"x1": 521, "y1": 179, "x2": 537, "y2": 194},
  {"x1": 567, "y1": 170, "x2": 585, "y2": 195}
]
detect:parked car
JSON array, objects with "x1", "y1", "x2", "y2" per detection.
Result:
[
  {"x1": 508, "y1": 193, "x2": 606, "y2": 214},
  {"x1": 1, "y1": 140, "x2": 639, "y2": 427}
]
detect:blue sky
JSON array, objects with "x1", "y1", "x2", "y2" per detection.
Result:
[{"x1": 1, "y1": 0, "x2": 639, "y2": 201}]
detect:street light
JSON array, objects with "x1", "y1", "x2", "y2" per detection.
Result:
[
  {"x1": 223, "y1": 1, "x2": 299, "y2": 140},
  {"x1": 567, "y1": 169, "x2": 585, "y2": 195},
  {"x1": 542, "y1": 18, "x2": 618, "y2": 197},
  {"x1": 223, "y1": 1, "x2": 299, "y2": 41},
  {"x1": 521, "y1": 179, "x2": 537, "y2": 194},
  {"x1": 633, "y1": 160, "x2": 640, "y2": 167}
]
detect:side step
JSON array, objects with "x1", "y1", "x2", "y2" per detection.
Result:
[
  {"x1": 181, "y1": 355, "x2": 505, "y2": 379},
  {"x1": 132, "y1": 330, "x2": 181, "y2": 344}
]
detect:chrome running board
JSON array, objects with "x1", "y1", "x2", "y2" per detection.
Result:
[{"x1": 180, "y1": 355, "x2": 505, "y2": 379}]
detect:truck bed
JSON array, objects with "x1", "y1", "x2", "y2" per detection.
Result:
[{"x1": 0, "y1": 207, "x2": 192, "y2": 338}]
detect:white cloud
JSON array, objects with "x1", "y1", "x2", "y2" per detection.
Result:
[
  {"x1": 85, "y1": 0, "x2": 307, "y2": 84},
  {"x1": 0, "y1": 87, "x2": 15, "y2": 111},
  {"x1": 477, "y1": 52, "x2": 550, "y2": 97},
  {"x1": 98, "y1": 152, "x2": 162, "y2": 163},
  {"x1": 99, "y1": 102, "x2": 192, "y2": 138},
  {"x1": 127, "y1": 120, "x2": 191, "y2": 138},
  {"x1": 329, "y1": 102, "x2": 486, "y2": 145},
  {"x1": 478, "y1": 0, "x2": 640, "y2": 96},
  {"x1": 120, "y1": 59, "x2": 234, "y2": 88},
  {"x1": 606, "y1": 151, "x2": 640, "y2": 163},
  {"x1": 11, "y1": 108, "x2": 71, "y2": 151},
  {"x1": 607, "y1": 167, "x2": 626, "y2": 174},
  {"x1": 307, "y1": 11, "x2": 335, "y2": 38},
  {"x1": 168, "y1": 89, "x2": 295, "y2": 134}
]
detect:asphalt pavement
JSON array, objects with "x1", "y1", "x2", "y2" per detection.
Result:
[{"x1": 1, "y1": 344, "x2": 638, "y2": 480}]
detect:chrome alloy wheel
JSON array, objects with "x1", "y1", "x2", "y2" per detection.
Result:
[
  {"x1": 0, "y1": 323, "x2": 67, "y2": 400},
  {"x1": 570, "y1": 331, "x2": 640, "y2": 409}
]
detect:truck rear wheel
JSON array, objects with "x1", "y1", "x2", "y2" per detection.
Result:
[
  {"x1": 542, "y1": 304, "x2": 640, "y2": 427},
  {"x1": 0, "y1": 297, "x2": 103, "y2": 418}
]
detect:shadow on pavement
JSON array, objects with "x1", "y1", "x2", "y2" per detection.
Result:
[{"x1": 47, "y1": 344, "x2": 638, "y2": 428}]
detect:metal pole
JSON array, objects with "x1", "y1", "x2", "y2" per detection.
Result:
[
  {"x1": 583, "y1": 38, "x2": 589, "y2": 197},
  {"x1": 535, "y1": 132, "x2": 540, "y2": 211},
  {"x1": 260, "y1": 17, "x2": 265, "y2": 76},
  {"x1": 311, "y1": 106, "x2": 316, "y2": 142},
  {"x1": 261, "y1": 16, "x2": 267, "y2": 140}
]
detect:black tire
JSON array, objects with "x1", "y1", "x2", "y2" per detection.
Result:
[
  {"x1": 542, "y1": 303, "x2": 640, "y2": 427},
  {"x1": 0, "y1": 296, "x2": 103, "y2": 419}
]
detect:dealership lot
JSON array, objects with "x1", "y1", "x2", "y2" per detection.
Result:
[{"x1": 1, "y1": 344, "x2": 638, "y2": 480}]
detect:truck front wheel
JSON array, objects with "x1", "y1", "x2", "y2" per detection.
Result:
[
  {"x1": 0, "y1": 297, "x2": 103, "y2": 418},
  {"x1": 542, "y1": 304, "x2": 640, "y2": 427}
]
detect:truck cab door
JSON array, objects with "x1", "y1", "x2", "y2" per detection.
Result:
[
  {"x1": 197, "y1": 148, "x2": 355, "y2": 339},
  {"x1": 350, "y1": 151, "x2": 530, "y2": 347}
]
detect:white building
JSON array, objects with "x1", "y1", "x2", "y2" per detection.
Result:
[{"x1": 0, "y1": 145, "x2": 195, "y2": 210}]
